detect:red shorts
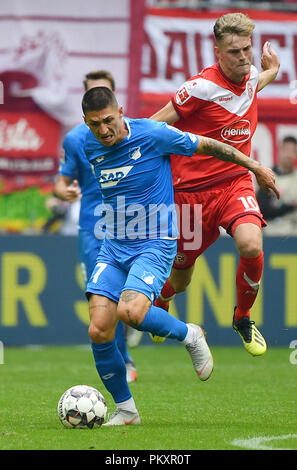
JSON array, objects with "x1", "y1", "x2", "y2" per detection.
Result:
[{"x1": 173, "y1": 173, "x2": 266, "y2": 269}]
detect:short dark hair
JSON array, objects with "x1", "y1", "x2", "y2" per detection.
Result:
[
  {"x1": 282, "y1": 136, "x2": 297, "y2": 146},
  {"x1": 83, "y1": 70, "x2": 115, "y2": 91},
  {"x1": 82, "y1": 86, "x2": 118, "y2": 115}
]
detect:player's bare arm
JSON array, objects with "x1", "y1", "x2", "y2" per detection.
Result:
[
  {"x1": 258, "y1": 41, "x2": 280, "y2": 92},
  {"x1": 196, "y1": 135, "x2": 280, "y2": 199},
  {"x1": 150, "y1": 101, "x2": 180, "y2": 124},
  {"x1": 54, "y1": 175, "x2": 82, "y2": 202}
]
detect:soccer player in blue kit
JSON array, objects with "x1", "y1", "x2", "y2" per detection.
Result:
[
  {"x1": 54, "y1": 71, "x2": 138, "y2": 383},
  {"x1": 83, "y1": 87, "x2": 279, "y2": 426}
]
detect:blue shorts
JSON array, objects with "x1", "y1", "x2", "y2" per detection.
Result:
[
  {"x1": 86, "y1": 238, "x2": 177, "y2": 303},
  {"x1": 78, "y1": 229, "x2": 103, "y2": 284}
]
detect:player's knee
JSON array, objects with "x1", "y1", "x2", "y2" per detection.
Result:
[
  {"x1": 233, "y1": 222, "x2": 262, "y2": 258},
  {"x1": 237, "y1": 237, "x2": 262, "y2": 258},
  {"x1": 88, "y1": 321, "x2": 113, "y2": 343},
  {"x1": 117, "y1": 303, "x2": 144, "y2": 328}
]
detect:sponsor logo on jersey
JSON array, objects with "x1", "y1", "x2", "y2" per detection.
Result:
[
  {"x1": 219, "y1": 96, "x2": 233, "y2": 102},
  {"x1": 221, "y1": 119, "x2": 251, "y2": 143},
  {"x1": 176, "y1": 80, "x2": 198, "y2": 105},
  {"x1": 99, "y1": 165, "x2": 133, "y2": 187},
  {"x1": 176, "y1": 79, "x2": 197, "y2": 105}
]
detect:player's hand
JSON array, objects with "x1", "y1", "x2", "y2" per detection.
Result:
[
  {"x1": 261, "y1": 41, "x2": 279, "y2": 74},
  {"x1": 254, "y1": 166, "x2": 280, "y2": 199},
  {"x1": 65, "y1": 179, "x2": 82, "y2": 202}
]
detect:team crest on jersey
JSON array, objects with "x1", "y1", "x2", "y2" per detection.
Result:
[
  {"x1": 221, "y1": 119, "x2": 251, "y2": 144},
  {"x1": 247, "y1": 82, "x2": 253, "y2": 100},
  {"x1": 129, "y1": 146, "x2": 141, "y2": 160},
  {"x1": 141, "y1": 271, "x2": 155, "y2": 285},
  {"x1": 174, "y1": 253, "x2": 187, "y2": 265}
]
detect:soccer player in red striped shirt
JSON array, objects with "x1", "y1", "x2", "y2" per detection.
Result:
[{"x1": 151, "y1": 12, "x2": 280, "y2": 356}]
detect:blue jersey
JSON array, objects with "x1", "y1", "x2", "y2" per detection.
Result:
[
  {"x1": 84, "y1": 118, "x2": 198, "y2": 240},
  {"x1": 59, "y1": 123, "x2": 103, "y2": 233}
]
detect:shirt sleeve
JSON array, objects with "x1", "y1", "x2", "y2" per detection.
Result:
[
  {"x1": 172, "y1": 77, "x2": 205, "y2": 119},
  {"x1": 59, "y1": 134, "x2": 78, "y2": 178},
  {"x1": 151, "y1": 121, "x2": 199, "y2": 157}
]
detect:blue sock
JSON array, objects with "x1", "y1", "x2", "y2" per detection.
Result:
[
  {"x1": 138, "y1": 305, "x2": 188, "y2": 341},
  {"x1": 91, "y1": 339, "x2": 131, "y2": 404},
  {"x1": 115, "y1": 321, "x2": 133, "y2": 364}
]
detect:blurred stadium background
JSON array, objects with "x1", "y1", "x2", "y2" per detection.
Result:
[{"x1": 0, "y1": 0, "x2": 296, "y2": 348}]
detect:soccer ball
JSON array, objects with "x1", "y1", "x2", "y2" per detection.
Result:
[{"x1": 58, "y1": 385, "x2": 107, "y2": 429}]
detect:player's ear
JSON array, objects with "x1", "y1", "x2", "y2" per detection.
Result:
[
  {"x1": 214, "y1": 45, "x2": 220, "y2": 60},
  {"x1": 118, "y1": 106, "x2": 124, "y2": 117}
]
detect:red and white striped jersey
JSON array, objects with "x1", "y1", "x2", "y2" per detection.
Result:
[{"x1": 171, "y1": 63, "x2": 259, "y2": 191}]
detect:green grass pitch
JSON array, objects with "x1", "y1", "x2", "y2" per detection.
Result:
[{"x1": 0, "y1": 344, "x2": 296, "y2": 450}]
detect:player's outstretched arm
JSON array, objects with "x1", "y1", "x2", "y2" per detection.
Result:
[
  {"x1": 196, "y1": 136, "x2": 280, "y2": 199},
  {"x1": 258, "y1": 41, "x2": 280, "y2": 92},
  {"x1": 150, "y1": 101, "x2": 180, "y2": 124}
]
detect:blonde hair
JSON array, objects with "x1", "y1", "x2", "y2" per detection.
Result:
[{"x1": 213, "y1": 13, "x2": 255, "y2": 43}]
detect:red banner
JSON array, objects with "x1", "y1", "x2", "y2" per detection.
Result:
[
  {"x1": 141, "y1": 8, "x2": 297, "y2": 98},
  {"x1": 0, "y1": 112, "x2": 61, "y2": 176},
  {"x1": 0, "y1": 0, "x2": 146, "y2": 232}
]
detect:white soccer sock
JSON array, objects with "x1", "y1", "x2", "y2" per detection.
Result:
[
  {"x1": 182, "y1": 324, "x2": 197, "y2": 345},
  {"x1": 116, "y1": 396, "x2": 138, "y2": 414}
]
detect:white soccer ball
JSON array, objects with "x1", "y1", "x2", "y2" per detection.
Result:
[{"x1": 58, "y1": 385, "x2": 107, "y2": 429}]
